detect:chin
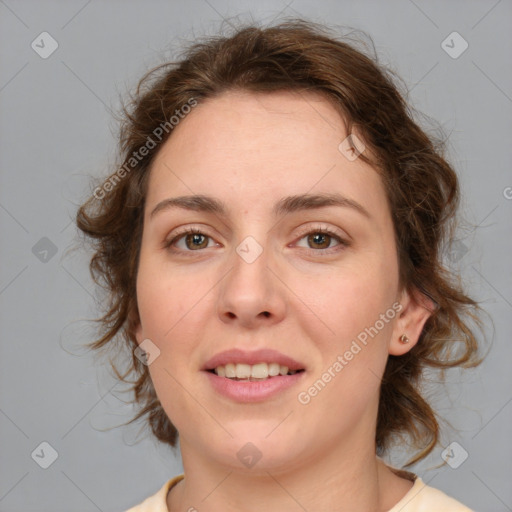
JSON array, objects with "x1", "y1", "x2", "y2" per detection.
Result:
[{"x1": 206, "y1": 426, "x2": 303, "y2": 472}]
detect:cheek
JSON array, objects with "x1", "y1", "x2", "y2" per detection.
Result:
[
  {"x1": 135, "y1": 263, "x2": 209, "y2": 431},
  {"x1": 296, "y1": 273, "x2": 396, "y2": 432},
  {"x1": 316, "y1": 259, "x2": 398, "y2": 392},
  {"x1": 136, "y1": 257, "x2": 202, "y2": 342},
  {"x1": 295, "y1": 257, "x2": 398, "y2": 344}
]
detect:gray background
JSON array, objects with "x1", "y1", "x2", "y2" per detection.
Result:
[{"x1": 0, "y1": 0, "x2": 511, "y2": 511}]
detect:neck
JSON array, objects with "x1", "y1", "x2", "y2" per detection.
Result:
[{"x1": 168, "y1": 435, "x2": 413, "y2": 512}]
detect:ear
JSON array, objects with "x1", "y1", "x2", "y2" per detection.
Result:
[
  {"x1": 128, "y1": 304, "x2": 144, "y2": 345},
  {"x1": 389, "y1": 287, "x2": 435, "y2": 356},
  {"x1": 134, "y1": 323, "x2": 143, "y2": 345}
]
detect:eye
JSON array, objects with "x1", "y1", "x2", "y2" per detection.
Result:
[
  {"x1": 294, "y1": 227, "x2": 349, "y2": 254},
  {"x1": 164, "y1": 227, "x2": 218, "y2": 252},
  {"x1": 163, "y1": 226, "x2": 350, "y2": 255}
]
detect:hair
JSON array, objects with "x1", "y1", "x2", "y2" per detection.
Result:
[{"x1": 75, "y1": 18, "x2": 486, "y2": 468}]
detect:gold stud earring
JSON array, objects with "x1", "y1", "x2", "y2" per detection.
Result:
[{"x1": 399, "y1": 334, "x2": 410, "y2": 344}]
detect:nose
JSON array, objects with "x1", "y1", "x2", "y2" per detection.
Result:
[{"x1": 217, "y1": 238, "x2": 287, "y2": 329}]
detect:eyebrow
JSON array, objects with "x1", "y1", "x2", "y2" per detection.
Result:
[{"x1": 149, "y1": 192, "x2": 371, "y2": 220}]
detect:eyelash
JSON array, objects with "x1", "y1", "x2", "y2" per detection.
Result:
[{"x1": 163, "y1": 225, "x2": 350, "y2": 256}]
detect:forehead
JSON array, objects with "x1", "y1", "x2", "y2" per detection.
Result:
[
  {"x1": 145, "y1": 89, "x2": 388, "y2": 221},
  {"x1": 163, "y1": 89, "x2": 348, "y2": 156}
]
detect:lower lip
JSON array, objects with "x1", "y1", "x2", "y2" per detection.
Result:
[{"x1": 204, "y1": 370, "x2": 305, "y2": 403}]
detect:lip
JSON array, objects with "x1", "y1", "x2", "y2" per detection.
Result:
[
  {"x1": 202, "y1": 348, "x2": 305, "y2": 372},
  {"x1": 204, "y1": 370, "x2": 305, "y2": 403}
]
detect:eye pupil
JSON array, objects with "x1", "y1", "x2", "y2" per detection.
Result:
[
  {"x1": 309, "y1": 233, "x2": 330, "y2": 249},
  {"x1": 186, "y1": 233, "x2": 208, "y2": 249}
]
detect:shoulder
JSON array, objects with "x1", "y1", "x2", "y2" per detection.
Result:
[
  {"x1": 124, "y1": 475, "x2": 184, "y2": 512},
  {"x1": 387, "y1": 476, "x2": 475, "y2": 512}
]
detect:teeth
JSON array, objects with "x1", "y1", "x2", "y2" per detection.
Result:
[
  {"x1": 268, "y1": 363, "x2": 280, "y2": 377},
  {"x1": 235, "y1": 363, "x2": 251, "y2": 379},
  {"x1": 225, "y1": 363, "x2": 236, "y2": 378},
  {"x1": 213, "y1": 362, "x2": 301, "y2": 379},
  {"x1": 251, "y1": 363, "x2": 268, "y2": 379}
]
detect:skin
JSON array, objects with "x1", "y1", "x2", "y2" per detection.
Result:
[{"x1": 134, "y1": 89, "x2": 432, "y2": 512}]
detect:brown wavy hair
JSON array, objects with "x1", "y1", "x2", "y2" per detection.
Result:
[{"x1": 75, "y1": 18, "x2": 486, "y2": 467}]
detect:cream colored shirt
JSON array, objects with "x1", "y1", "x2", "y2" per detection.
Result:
[{"x1": 125, "y1": 473, "x2": 474, "y2": 511}]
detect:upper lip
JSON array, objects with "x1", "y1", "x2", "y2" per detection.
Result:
[{"x1": 202, "y1": 348, "x2": 305, "y2": 371}]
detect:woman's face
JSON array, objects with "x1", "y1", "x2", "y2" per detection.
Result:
[{"x1": 134, "y1": 90, "x2": 423, "y2": 472}]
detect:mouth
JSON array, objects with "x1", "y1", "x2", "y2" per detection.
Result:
[
  {"x1": 202, "y1": 349, "x2": 307, "y2": 402},
  {"x1": 206, "y1": 363, "x2": 305, "y2": 381},
  {"x1": 204, "y1": 367, "x2": 306, "y2": 403}
]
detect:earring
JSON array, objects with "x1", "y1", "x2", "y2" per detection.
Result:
[{"x1": 399, "y1": 334, "x2": 410, "y2": 344}]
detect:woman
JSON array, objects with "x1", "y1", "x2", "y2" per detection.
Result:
[{"x1": 76, "y1": 19, "x2": 483, "y2": 512}]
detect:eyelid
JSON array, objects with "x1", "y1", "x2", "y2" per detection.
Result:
[
  {"x1": 293, "y1": 223, "x2": 348, "y2": 242},
  {"x1": 291, "y1": 224, "x2": 350, "y2": 254},
  {"x1": 162, "y1": 224, "x2": 219, "y2": 250}
]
